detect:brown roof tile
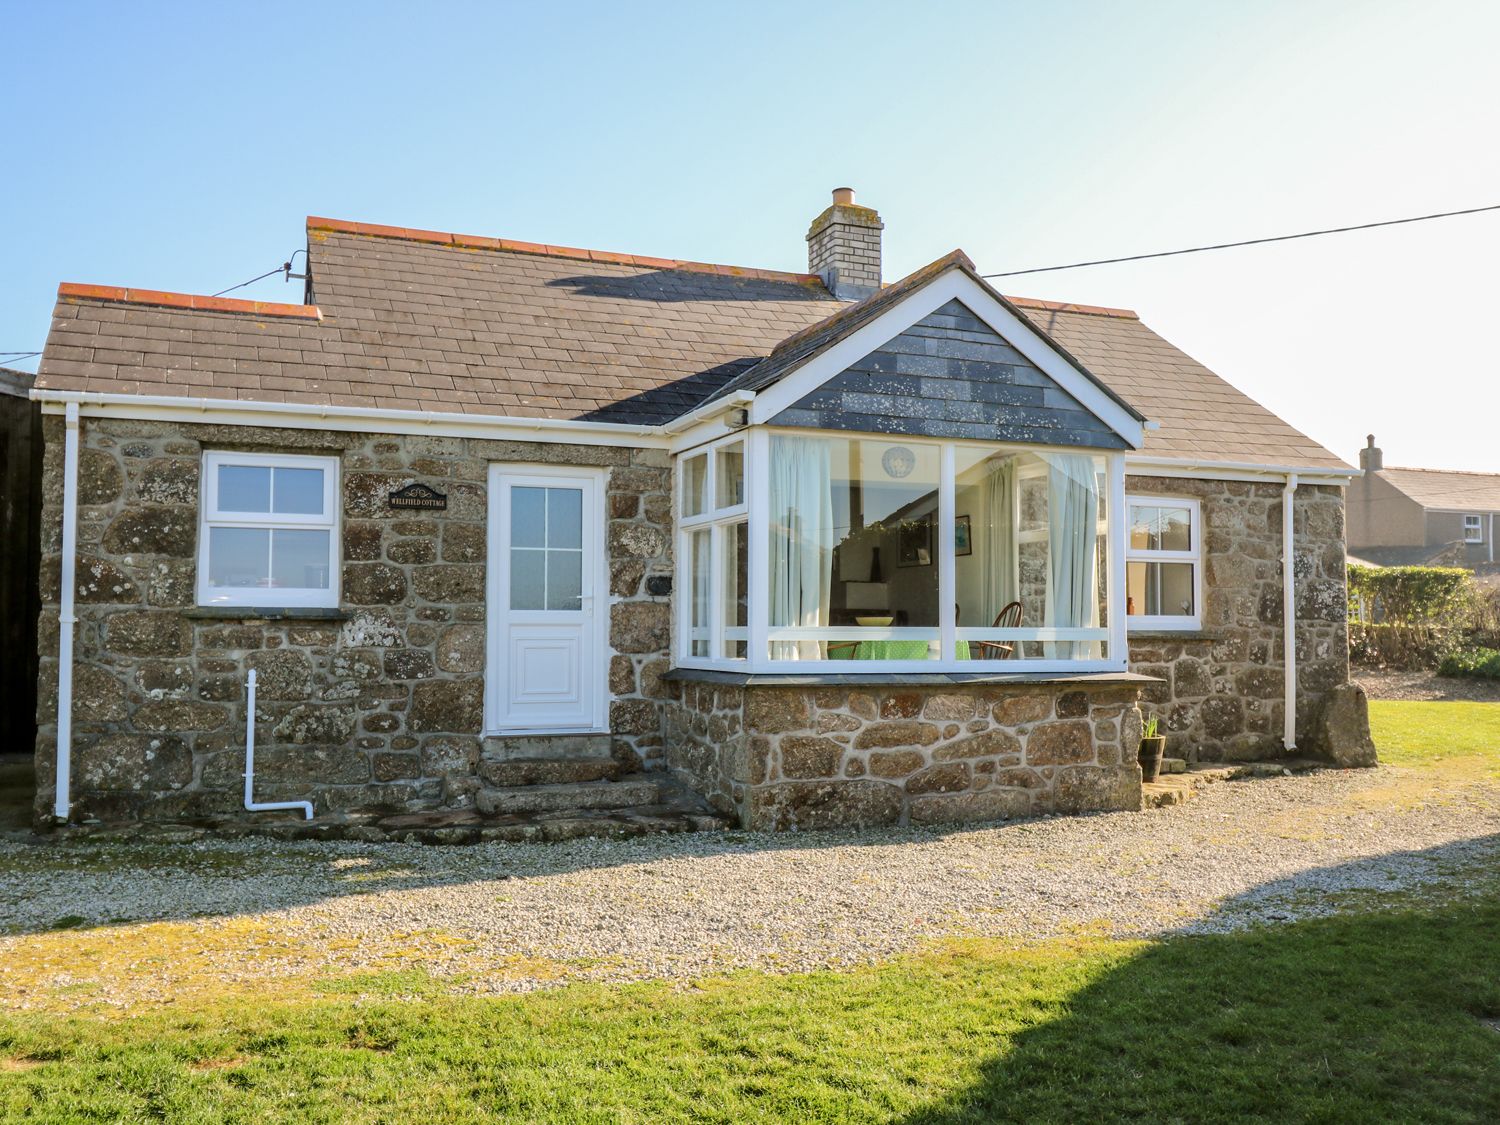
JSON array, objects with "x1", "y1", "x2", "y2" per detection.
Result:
[{"x1": 33, "y1": 215, "x2": 1348, "y2": 468}]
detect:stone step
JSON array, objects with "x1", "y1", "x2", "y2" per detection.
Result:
[
  {"x1": 1160, "y1": 757, "x2": 1188, "y2": 774},
  {"x1": 478, "y1": 757, "x2": 628, "y2": 788},
  {"x1": 1143, "y1": 757, "x2": 1327, "y2": 809},
  {"x1": 474, "y1": 776, "x2": 661, "y2": 816},
  {"x1": 481, "y1": 734, "x2": 614, "y2": 762}
]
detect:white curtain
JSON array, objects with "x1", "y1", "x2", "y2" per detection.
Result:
[
  {"x1": 979, "y1": 458, "x2": 1017, "y2": 625},
  {"x1": 1043, "y1": 453, "x2": 1101, "y2": 659},
  {"x1": 769, "y1": 435, "x2": 834, "y2": 659}
]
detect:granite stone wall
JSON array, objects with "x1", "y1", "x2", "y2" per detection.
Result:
[
  {"x1": 666, "y1": 679, "x2": 1144, "y2": 830},
  {"x1": 33, "y1": 416, "x2": 674, "y2": 824},
  {"x1": 1124, "y1": 477, "x2": 1348, "y2": 761}
]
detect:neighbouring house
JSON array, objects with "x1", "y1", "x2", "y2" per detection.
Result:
[
  {"x1": 29, "y1": 188, "x2": 1361, "y2": 836},
  {"x1": 1347, "y1": 436, "x2": 1500, "y2": 570}
]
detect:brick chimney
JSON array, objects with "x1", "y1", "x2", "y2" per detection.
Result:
[
  {"x1": 807, "y1": 187, "x2": 883, "y2": 300},
  {"x1": 1359, "y1": 434, "x2": 1383, "y2": 474}
]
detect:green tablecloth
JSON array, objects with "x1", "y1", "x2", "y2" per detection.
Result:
[{"x1": 829, "y1": 640, "x2": 971, "y2": 660}]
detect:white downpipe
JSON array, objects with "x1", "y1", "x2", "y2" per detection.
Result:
[
  {"x1": 243, "y1": 669, "x2": 313, "y2": 820},
  {"x1": 1282, "y1": 473, "x2": 1299, "y2": 751},
  {"x1": 52, "y1": 403, "x2": 80, "y2": 821}
]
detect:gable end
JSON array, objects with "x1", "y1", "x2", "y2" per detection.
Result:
[{"x1": 769, "y1": 300, "x2": 1129, "y2": 448}]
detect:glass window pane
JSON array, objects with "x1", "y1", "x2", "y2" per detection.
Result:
[
  {"x1": 272, "y1": 467, "x2": 324, "y2": 515},
  {"x1": 271, "y1": 529, "x2": 331, "y2": 589},
  {"x1": 218, "y1": 465, "x2": 271, "y2": 513},
  {"x1": 546, "y1": 551, "x2": 583, "y2": 611},
  {"x1": 511, "y1": 548, "x2": 545, "y2": 609},
  {"x1": 716, "y1": 443, "x2": 744, "y2": 509},
  {"x1": 511, "y1": 487, "x2": 545, "y2": 547},
  {"x1": 689, "y1": 528, "x2": 710, "y2": 657},
  {"x1": 547, "y1": 488, "x2": 582, "y2": 549},
  {"x1": 208, "y1": 527, "x2": 269, "y2": 588},
  {"x1": 768, "y1": 435, "x2": 937, "y2": 660},
  {"x1": 1127, "y1": 561, "x2": 1195, "y2": 617},
  {"x1": 722, "y1": 521, "x2": 748, "y2": 659},
  {"x1": 682, "y1": 455, "x2": 707, "y2": 518},
  {"x1": 1129, "y1": 504, "x2": 1192, "y2": 551}
]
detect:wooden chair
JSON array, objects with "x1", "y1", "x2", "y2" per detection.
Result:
[{"x1": 971, "y1": 600, "x2": 1023, "y2": 660}]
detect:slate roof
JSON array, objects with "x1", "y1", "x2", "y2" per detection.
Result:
[
  {"x1": 33, "y1": 215, "x2": 1350, "y2": 469},
  {"x1": 1373, "y1": 467, "x2": 1500, "y2": 512}
]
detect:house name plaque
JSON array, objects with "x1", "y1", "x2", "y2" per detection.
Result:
[{"x1": 388, "y1": 483, "x2": 448, "y2": 511}]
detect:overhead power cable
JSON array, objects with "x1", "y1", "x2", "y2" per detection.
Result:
[
  {"x1": 0, "y1": 350, "x2": 40, "y2": 363},
  {"x1": 981, "y1": 202, "x2": 1500, "y2": 278},
  {"x1": 213, "y1": 265, "x2": 287, "y2": 297}
]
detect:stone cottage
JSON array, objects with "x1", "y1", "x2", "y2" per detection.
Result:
[{"x1": 28, "y1": 189, "x2": 1359, "y2": 837}]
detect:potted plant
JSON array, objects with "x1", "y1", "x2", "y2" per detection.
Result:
[{"x1": 1138, "y1": 714, "x2": 1166, "y2": 782}]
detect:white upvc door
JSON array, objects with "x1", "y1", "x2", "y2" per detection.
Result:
[{"x1": 485, "y1": 465, "x2": 608, "y2": 734}]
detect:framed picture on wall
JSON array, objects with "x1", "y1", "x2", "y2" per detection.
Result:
[
  {"x1": 955, "y1": 514, "x2": 972, "y2": 556},
  {"x1": 898, "y1": 518, "x2": 932, "y2": 567}
]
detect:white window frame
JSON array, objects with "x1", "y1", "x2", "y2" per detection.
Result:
[
  {"x1": 674, "y1": 427, "x2": 1127, "y2": 674},
  {"x1": 676, "y1": 434, "x2": 749, "y2": 666},
  {"x1": 1124, "y1": 494, "x2": 1201, "y2": 631},
  {"x1": 1463, "y1": 514, "x2": 1483, "y2": 543},
  {"x1": 196, "y1": 450, "x2": 341, "y2": 609}
]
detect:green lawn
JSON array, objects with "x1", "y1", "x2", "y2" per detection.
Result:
[
  {"x1": 2, "y1": 896, "x2": 1497, "y2": 1123},
  {"x1": 2, "y1": 700, "x2": 1496, "y2": 1122},
  {"x1": 1369, "y1": 699, "x2": 1500, "y2": 780}
]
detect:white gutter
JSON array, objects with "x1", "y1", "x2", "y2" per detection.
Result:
[
  {"x1": 1128, "y1": 455, "x2": 1358, "y2": 487},
  {"x1": 31, "y1": 389, "x2": 667, "y2": 449},
  {"x1": 52, "y1": 403, "x2": 80, "y2": 822},
  {"x1": 1282, "y1": 472, "x2": 1299, "y2": 752},
  {"x1": 243, "y1": 669, "x2": 313, "y2": 821},
  {"x1": 660, "y1": 390, "x2": 754, "y2": 435}
]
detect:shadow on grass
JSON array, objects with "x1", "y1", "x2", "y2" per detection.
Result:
[
  {"x1": 898, "y1": 857, "x2": 1500, "y2": 1123},
  {"x1": 0, "y1": 846, "x2": 1498, "y2": 1121}
]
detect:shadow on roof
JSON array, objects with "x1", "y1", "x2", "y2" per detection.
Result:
[
  {"x1": 573, "y1": 358, "x2": 761, "y2": 425},
  {"x1": 544, "y1": 270, "x2": 830, "y2": 304}
]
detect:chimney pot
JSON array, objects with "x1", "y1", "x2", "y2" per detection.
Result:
[
  {"x1": 807, "y1": 187, "x2": 883, "y2": 301},
  {"x1": 1359, "y1": 434, "x2": 1383, "y2": 474}
]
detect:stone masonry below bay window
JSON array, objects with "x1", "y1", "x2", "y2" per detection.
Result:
[
  {"x1": 665, "y1": 679, "x2": 1145, "y2": 829},
  {"x1": 32, "y1": 415, "x2": 675, "y2": 824}
]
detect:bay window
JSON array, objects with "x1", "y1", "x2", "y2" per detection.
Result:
[
  {"x1": 678, "y1": 437, "x2": 748, "y2": 661},
  {"x1": 677, "y1": 430, "x2": 1125, "y2": 672}
]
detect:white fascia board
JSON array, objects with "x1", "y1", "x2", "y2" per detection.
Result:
[
  {"x1": 32, "y1": 389, "x2": 670, "y2": 449},
  {"x1": 1127, "y1": 455, "x2": 1358, "y2": 486},
  {"x1": 747, "y1": 269, "x2": 1146, "y2": 449}
]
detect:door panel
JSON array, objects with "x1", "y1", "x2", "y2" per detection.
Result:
[{"x1": 487, "y1": 468, "x2": 605, "y2": 733}]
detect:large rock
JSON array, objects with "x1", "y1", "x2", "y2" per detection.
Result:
[
  {"x1": 409, "y1": 679, "x2": 483, "y2": 733},
  {"x1": 101, "y1": 506, "x2": 196, "y2": 557},
  {"x1": 747, "y1": 780, "x2": 903, "y2": 831},
  {"x1": 909, "y1": 788, "x2": 1031, "y2": 825},
  {"x1": 1318, "y1": 682, "x2": 1378, "y2": 768}
]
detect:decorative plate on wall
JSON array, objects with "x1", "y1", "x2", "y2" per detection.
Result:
[{"x1": 881, "y1": 445, "x2": 916, "y2": 479}]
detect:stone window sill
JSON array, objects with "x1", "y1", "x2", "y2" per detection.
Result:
[
  {"x1": 1126, "y1": 629, "x2": 1228, "y2": 642},
  {"x1": 663, "y1": 668, "x2": 1161, "y2": 688},
  {"x1": 183, "y1": 607, "x2": 351, "y2": 621}
]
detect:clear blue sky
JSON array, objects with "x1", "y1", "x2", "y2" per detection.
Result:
[{"x1": 5, "y1": 1, "x2": 1497, "y2": 468}]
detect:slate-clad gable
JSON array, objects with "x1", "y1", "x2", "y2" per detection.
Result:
[{"x1": 770, "y1": 300, "x2": 1129, "y2": 448}]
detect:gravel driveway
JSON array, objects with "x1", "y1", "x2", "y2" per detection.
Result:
[{"x1": 1, "y1": 763, "x2": 1495, "y2": 1010}]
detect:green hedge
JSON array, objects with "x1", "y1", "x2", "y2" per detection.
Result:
[
  {"x1": 1347, "y1": 565, "x2": 1474, "y2": 626},
  {"x1": 1437, "y1": 647, "x2": 1500, "y2": 679}
]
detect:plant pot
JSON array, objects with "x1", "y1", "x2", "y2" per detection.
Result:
[{"x1": 1138, "y1": 736, "x2": 1167, "y2": 783}]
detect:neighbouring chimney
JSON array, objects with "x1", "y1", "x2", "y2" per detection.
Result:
[
  {"x1": 807, "y1": 187, "x2": 883, "y2": 300},
  {"x1": 1359, "y1": 434, "x2": 1383, "y2": 474}
]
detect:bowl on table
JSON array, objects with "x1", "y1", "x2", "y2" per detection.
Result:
[{"x1": 854, "y1": 615, "x2": 893, "y2": 627}]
